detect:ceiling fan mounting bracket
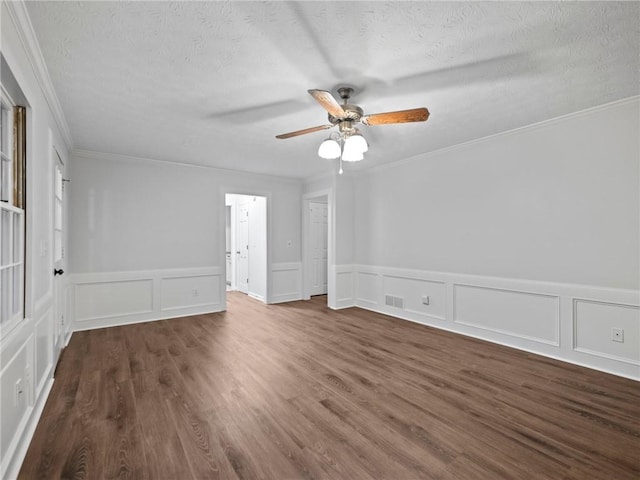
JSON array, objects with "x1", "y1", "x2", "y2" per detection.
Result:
[{"x1": 337, "y1": 86, "x2": 354, "y2": 102}]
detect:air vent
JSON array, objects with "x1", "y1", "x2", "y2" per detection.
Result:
[{"x1": 385, "y1": 295, "x2": 404, "y2": 309}]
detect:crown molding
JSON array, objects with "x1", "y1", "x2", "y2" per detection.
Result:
[
  {"x1": 72, "y1": 149, "x2": 303, "y2": 185},
  {"x1": 4, "y1": 1, "x2": 74, "y2": 151},
  {"x1": 364, "y1": 95, "x2": 640, "y2": 176}
]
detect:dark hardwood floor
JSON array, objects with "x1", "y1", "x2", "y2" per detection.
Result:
[{"x1": 19, "y1": 292, "x2": 640, "y2": 479}]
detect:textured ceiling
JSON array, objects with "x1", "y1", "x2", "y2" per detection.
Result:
[{"x1": 25, "y1": 1, "x2": 640, "y2": 179}]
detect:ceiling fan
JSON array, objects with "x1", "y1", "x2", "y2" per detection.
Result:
[
  {"x1": 276, "y1": 87, "x2": 429, "y2": 139},
  {"x1": 275, "y1": 87, "x2": 429, "y2": 168}
]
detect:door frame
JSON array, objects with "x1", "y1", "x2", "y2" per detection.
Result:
[
  {"x1": 51, "y1": 143, "x2": 68, "y2": 358},
  {"x1": 302, "y1": 188, "x2": 334, "y2": 305},
  {"x1": 219, "y1": 187, "x2": 272, "y2": 309}
]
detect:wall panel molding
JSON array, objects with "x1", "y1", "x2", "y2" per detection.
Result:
[
  {"x1": 334, "y1": 265, "x2": 355, "y2": 309},
  {"x1": 452, "y1": 283, "x2": 560, "y2": 346},
  {"x1": 352, "y1": 264, "x2": 640, "y2": 380},
  {"x1": 270, "y1": 262, "x2": 303, "y2": 304},
  {"x1": 70, "y1": 267, "x2": 223, "y2": 331},
  {"x1": 573, "y1": 298, "x2": 640, "y2": 366}
]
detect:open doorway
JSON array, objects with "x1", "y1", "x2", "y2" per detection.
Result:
[
  {"x1": 303, "y1": 190, "x2": 331, "y2": 304},
  {"x1": 225, "y1": 193, "x2": 267, "y2": 302},
  {"x1": 308, "y1": 198, "x2": 328, "y2": 296}
]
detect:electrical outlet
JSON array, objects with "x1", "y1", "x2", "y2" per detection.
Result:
[
  {"x1": 611, "y1": 328, "x2": 624, "y2": 343},
  {"x1": 14, "y1": 378, "x2": 24, "y2": 406}
]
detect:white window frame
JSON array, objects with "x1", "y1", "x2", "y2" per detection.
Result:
[{"x1": 0, "y1": 86, "x2": 25, "y2": 338}]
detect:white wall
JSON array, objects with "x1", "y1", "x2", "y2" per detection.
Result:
[
  {"x1": 1, "y1": 2, "x2": 71, "y2": 477},
  {"x1": 355, "y1": 98, "x2": 639, "y2": 289},
  {"x1": 68, "y1": 150, "x2": 302, "y2": 327},
  {"x1": 348, "y1": 98, "x2": 640, "y2": 379}
]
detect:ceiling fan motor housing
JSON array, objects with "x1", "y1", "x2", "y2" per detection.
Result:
[{"x1": 329, "y1": 104, "x2": 364, "y2": 125}]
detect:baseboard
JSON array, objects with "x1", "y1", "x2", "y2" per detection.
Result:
[
  {"x1": 72, "y1": 304, "x2": 224, "y2": 332},
  {"x1": 270, "y1": 292, "x2": 303, "y2": 304},
  {"x1": 248, "y1": 292, "x2": 266, "y2": 303}
]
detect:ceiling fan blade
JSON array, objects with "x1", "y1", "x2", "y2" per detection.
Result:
[
  {"x1": 308, "y1": 89, "x2": 346, "y2": 118},
  {"x1": 362, "y1": 107, "x2": 429, "y2": 126},
  {"x1": 275, "y1": 124, "x2": 333, "y2": 139}
]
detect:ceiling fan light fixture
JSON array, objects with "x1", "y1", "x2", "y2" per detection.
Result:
[
  {"x1": 349, "y1": 131, "x2": 368, "y2": 153},
  {"x1": 341, "y1": 137, "x2": 364, "y2": 162},
  {"x1": 318, "y1": 138, "x2": 341, "y2": 159}
]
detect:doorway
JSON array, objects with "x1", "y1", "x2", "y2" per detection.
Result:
[
  {"x1": 303, "y1": 190, "x2": 331, "y2": 304},
  {"x1": 225, "y1": 193, "x2": 267, "y2": 302},
  {"x1": 308, "y1": 200, "x2": 328, "y2": 296}
]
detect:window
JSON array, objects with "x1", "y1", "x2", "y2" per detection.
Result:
[{"x1": 0, "y1": 88, "x2": 26, "y2": 337}]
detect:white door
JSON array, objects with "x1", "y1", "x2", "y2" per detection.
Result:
[
  {"x1": 236, "y1": 201, "x2": 249, "y2": 294},
  {"x1": 247, "y1": 196, "x2": 267, "y2": 301},
  {"x1": 309, "y1": 202, "x2": 328, "y2": 296},
  {"x1": 53, "y1": 150, "x2": 67, "y2": 353}
]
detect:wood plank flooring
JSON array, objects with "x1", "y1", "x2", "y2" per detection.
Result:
[{"x1": 19, "y1": 292, "x2": 640, "y2": 479}]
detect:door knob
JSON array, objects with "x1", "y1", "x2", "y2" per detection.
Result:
[{"x1": 54, "y1": 268, "x2": 64, "y2": 276}]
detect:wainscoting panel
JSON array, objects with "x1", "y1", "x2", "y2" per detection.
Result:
[
  {"x1": 33, "y1": 308, "x2": 54, "y2": 395},
  {"x1": 75, "y1": 279, "x2": 153, "y2": 322},
  {"x1": 453, "y1": 284, "x2": 560, "y2": 345},
  {"x1": 270, "y1": 262, "x2": 302, "y2": 304},
  {"x1": 335, "y1": 265, "x2": 355, "y2": 309},
  {"x1": 161, "y1": 274, "x2": 219, "y2": 311},
  {"x1": 0, "y1": 292, "x2": 57, "y2": 480},
  {"x1": 356, "y1": 271, "x2": 380, "y2": 306},
  {"x1": 0, "y1": 333, "x2": 34, "y2": 477},
  {"x1": 574, "y1": 299, "x2": 640, "y2": 365},
  {"x1": 384, "y1": 276, "x2": 446, "y2": 321},
  {"x1": 71, "y1": 268, "x2": 223, "y2": 331},
  {"x1": 351, "y1": 264, "x2": 639, "y2": 380}
]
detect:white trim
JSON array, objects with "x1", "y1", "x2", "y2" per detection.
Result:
[
  {"x1": 71, "y1": 304, "x2": 223, "y2": 332},
  {"x1": 4, "y1": 2, "x2": 74, "y2": 151}
]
